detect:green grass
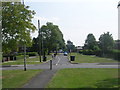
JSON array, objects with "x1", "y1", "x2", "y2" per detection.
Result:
[
  {"x1": 2, "y1": 55, "x2": 52, "y2": 65},
  {"x1": 47, "y1": 68, "x2": 119, "y2": 88},
  {"x1": 2, "y1": 69, "x2": 42, "y2": 88},
  {"x1": 70, "y1": 53, "x2": 118, "y2": 63}
]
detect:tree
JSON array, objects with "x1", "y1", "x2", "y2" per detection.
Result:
[
  {"x1": 66, "y1": 40, "x2": 75, "y2": 52},
  {"x1": 99, "y1": 32, "x2": 114, "y2": 51},
  {"x1": 30, "y1": 38, "x2": 39, "y2": 52},
  {"x1": 84, "y1": 33, "x2": 97, "y2": 50},
  {"x1": 39, "y1": 22, "x2": 65, "y2": 55},
  {"x1": 114, "y1": 40, "x2": 120, "y2": 50},
  {"x1": 2, "y1": 2, "x2": 36, "y2": 55}
]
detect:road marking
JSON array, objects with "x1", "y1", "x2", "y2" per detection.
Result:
[{"x1": 56, "y1": 56, "x2": 61, "y2": 65}]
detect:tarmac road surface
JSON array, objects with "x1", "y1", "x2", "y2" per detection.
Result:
[{"x1": 2, "y1": 54, "x2": 119, "y2": 70}]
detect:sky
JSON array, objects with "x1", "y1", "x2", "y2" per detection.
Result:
[{"x1": 25, "y1": 0, "x2": 119, "y2": 46}]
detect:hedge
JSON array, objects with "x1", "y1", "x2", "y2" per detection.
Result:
[
  {"x1": 16, "y1": 55, "x2": 29, "y2": 60},
  {"x1": 112, "y1": 50, "x2": 120, "y2": 60},
  {"x1": 18, "y1": 52, "x2": 38, "y2": 56},
  {"x1": 79, "y1": 49, "x2": 95, "y2": 55},
  {"x1": 26, "y1": 52, "x2": 38, "y2": 56},
  {"x1": 79, "y1": 49, "x2": 120, "y2": 61}
]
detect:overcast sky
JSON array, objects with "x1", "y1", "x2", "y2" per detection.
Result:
[{"x1": 25, "y1": 0, "x2": 119, "y2": 46}]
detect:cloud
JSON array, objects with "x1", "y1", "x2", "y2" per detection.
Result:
[{"x1": 34, "y1": 16, "x2": 60, "y2": 22}]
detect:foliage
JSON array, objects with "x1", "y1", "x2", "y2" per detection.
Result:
[
  {"x1": 112, "y1": 50, "x2": 120, "y2": 60},
  {"x1": 99, "y1": 32, "x2": 114, "y2": 51},
  {"x1": 26, "y1": 52, "x2": 38, "y2": 56},
  {"x1": 66, "y1": 40, "x2": 76, "y2": 52},
  {"x1": 30, "y1": 38, "x2": 39, "y2": 52},
  {"x1": 82, "y1": 49, "x2": 95, "y2": 55},
  {"x1": 72, "y1": 53, "x2": 117, "y2": 63},
  {"x1": 84, "y1": 33, "x2": 98, "y2": 50},
  {"x1": 38, "y1": 22, "x2": 66, "y2": 55},
  {"x1": 2, "y1": 2, "x2": 36, "y2": 55},
  {"x1": 114, "y1": 40, "x2": 120, "y2": 50}
]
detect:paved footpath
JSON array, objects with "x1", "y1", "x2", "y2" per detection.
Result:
[
  {"x1": 23, "y1": 55, "x2": 68, "y2": 88},
  {"x1": 23, "y1": 69, "x2": 57, "y2": 88}
]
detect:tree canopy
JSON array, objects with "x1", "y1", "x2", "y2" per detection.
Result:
[
  {"x1": 84, "y1": 33, "x2": 98, "y2": 50},
  {"x1": 2, "y1": 2, "x2": 36, "y2": 55},
  {"x1": 66, "y1": 40, "x2": 75, "y2": 52},
  {"x1": 38, "y1": 22, "x2": 65, "y2": 55},
  {"x1": 99, "y1": 32, "x2": 114, "y2": 51}
]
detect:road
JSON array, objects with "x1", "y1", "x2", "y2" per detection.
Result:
[{"x1": 1, "y1": 54, "x2": 119, "y2": 70}]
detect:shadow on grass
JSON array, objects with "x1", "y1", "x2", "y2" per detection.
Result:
[{"x1": 95, "y1": 78, "x2": 120, "y2": 88}]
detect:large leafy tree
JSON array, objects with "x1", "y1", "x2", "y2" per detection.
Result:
[
  {"x1": 66, "y1": 40, "x2": 75, "y2": 52},
  {"x1": 2, "y1": 2, "x2": 36, "y2": 55},
  {"x1": 99, "y1": 32, "x2": 114, "y2": 51},
  {"x1": 38, "y1": 22, "x2": 65, "y2": 55},
  {"x1": 84, "y1": 33, "x2": 98, "y2": 50}
]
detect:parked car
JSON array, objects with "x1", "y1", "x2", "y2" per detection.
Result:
[{"x1": 64, "y1": 52, "x2": 68, "y2": 56}]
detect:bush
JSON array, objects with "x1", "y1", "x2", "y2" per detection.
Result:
[
  {"x1": 79, "y1": 50, "x2": 83, "y2": 54},
  {"x1": 82, "y1": 49, "x2": 95, "y2": 55},
  {"x1": 112, "y1": 50, "x2": 120, "y2": 60},
  {"x1": 17, "y1": 52, "x2": 38, "y2": 56},
  {"x1": 16, "y1": 55, "x2": 29, "y2": 60},
  {"x1": 26, "y1": 52, "x2": 38, "y2": 56}
]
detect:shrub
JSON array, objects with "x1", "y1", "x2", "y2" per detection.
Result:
[
  {"x1": 82, "y1": 49, "x2": 95, "y2": 55},
  {"x1": 112, "y1": 50, "x2": 120, "y2": 60},
  {"x1": 26, "y1": 52, "x2": 38, "y2": 56},
  {"x1": 79, "y1": 50, "x2": 83, "y2": 54},
  {"x1": 17, "y1": 52, "x2": 38, "y2": 56}
]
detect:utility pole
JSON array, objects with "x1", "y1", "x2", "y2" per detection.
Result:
[
  {"x1": 23, "y1": 0, "x2": 26, "y2": 71},
  {"x1": 24, "y1": 44, "x2": 26, "y2": 71},
  {"x1": 118, "y1": 1, "x2": 120, "y2": 40},
  {"x1": 38, "y1": 20, "x2": 42, "y2": 62}
]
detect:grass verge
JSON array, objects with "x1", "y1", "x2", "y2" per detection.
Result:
[
  {"x1": 70, "y1": 53, "x2": 118, "y2": 63},
  {"x1": 2, "y1": 69, "x2": 42, "y2": 88},
  {"x1": 47, "y1": 68, "x2": 119, "y2": 88}
]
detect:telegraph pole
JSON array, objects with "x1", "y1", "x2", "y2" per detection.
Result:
[
  {"x1": 38, "y1": 20, "x2": 42, "y2": 62},
  {"x1": 24, "y1": 44, "x2": 26, "y2": 71},
  {"x1": 23, "y1": 0, "x2": 26, "y2": 71},
  {"x1": 118, "y1": 1, "x2": 120, "y2": 40}
]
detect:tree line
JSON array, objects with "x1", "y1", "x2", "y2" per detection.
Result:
[{"x1": 80, "y1": 32, "x2": 120, "y2": 60}]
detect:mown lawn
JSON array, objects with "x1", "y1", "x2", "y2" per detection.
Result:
[
  {"x1": 70, "y1": 53, "x2": 118, "y2": 63},
  {"x1": 2, "y1": 55, "x2": 52, "y2": 65},
  {"x1": 47, "y1": 68, "x2": 119, "y2": 88},
  {"x1": 2, "y1": 69, "x2": 42, "y2": 88}
]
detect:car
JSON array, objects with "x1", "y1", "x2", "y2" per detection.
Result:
[{"x1": 64, "y1": 52, "x2": 68, "y2": 56}]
